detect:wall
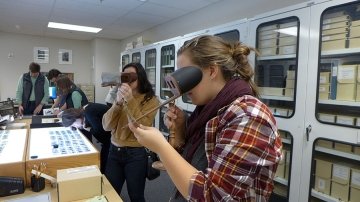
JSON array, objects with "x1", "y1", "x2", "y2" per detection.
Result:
[
  {"x1": 119, "y1": 0, "x2": 309, "y2": 51},
  {"x1": 0, "y1": 32, "x2": 92, "y2": 101},
  {"x1": 92, "y1": 38, "x2": 122, "y2": 103}
]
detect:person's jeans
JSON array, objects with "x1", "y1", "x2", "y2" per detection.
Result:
[{"x1": 105, "y1": 144, "x2": 147, "y2": 202}]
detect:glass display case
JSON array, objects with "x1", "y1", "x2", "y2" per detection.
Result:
[
  {"x1": 316, "y1": 2, "x2": 360, "y2": 128},
  {"x1": 160, "y1": 45, "x2": 175, "y2": 100},
  {"x1": 255, "y1": 17, "x2": 299, "y2": 118},
  {"x1": 214, "y1": 29, "x2": 240, "y2": 44},
  {"x1": 122, "y1": 54, "x2": 130, "y2": 68},
  {"x1": 145, "y1": 49, "x2": 156, "y2": 91},
  {"x1": 132, "y1": 52, "x2": 141, "y2": 63}
]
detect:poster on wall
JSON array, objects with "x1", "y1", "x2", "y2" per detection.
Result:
[
  {"x1": 58, "y1": 49, "x2": 72, "y2": 65},
  {"x1": 33, "y1": 47, "x2": 49, "y2": 63}
]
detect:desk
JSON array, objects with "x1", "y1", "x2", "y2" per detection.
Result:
[{"x1": 1, "y1": 175, "x2": 123, "y2": 202}]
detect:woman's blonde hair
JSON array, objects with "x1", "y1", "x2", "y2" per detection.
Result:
[{"x1": 177, "y1": 35, "x2": 259, "y2": 97}]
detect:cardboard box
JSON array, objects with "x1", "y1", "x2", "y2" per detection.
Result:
[
  {"x1": 315, "y1": 176, "x2": 331, "y2": 195},
  {"x1": 258, "y1": 24, "x2": 278, "y2": 32},
  {"x1": 279, "y1": 21, "x2": 297, "y2": 28},
  {"x1": 349, "y1": 37, "x2": 360, "y2": 48},
  {"x1": 349, "y1": 186, "x2": 360, "y2": 202},
  {"x1": 319, "y1": 84, "x2": 330, "y2": 100},
  {"x1": 287, "y1": 70, "x2": 296, "y2": 80},
  {"x1": 331, "y1": 181, "x2": 349, "y2": 201},
  {"x1": 284, "y1": 88, "x2": 294, "y2": 97},
  {"x1": 332, "y1": 163, "x2": 350, "y2": 184},
  {"x1": 322, "y1": 21, "x2": 349, "y2": 30},
  {"x1": 0, "y1": 129, "x2": 27, "y2": 182},
  {"x1": 276, "y1": 150, "x2": 286, "y2": 179},
  {"x1": 322, "y1": 27, "x2": 348, "y2": 36},
  {"x1": 351, "y1": 168, "x2": 360, "y2": 189},
  {"x1": 259, "y1": 29, "x2": 277, "y2": 36},
  {"x1": 350, "y1": 26, "x2": 360, "y2": 38},
  {"x1": 316, "y1": 139, "x2": 333, "y2": 149},
  {"x1": 284, "y1": 150, "x2": 291, "y2": 180},
  {"x1": 323, "y1": 15, "x2": 350, "y2": 24},
  {"x1": 279, "y1": 36, "x2": 297, "y2": 46},
  {"x1": 320, "y1": 72, "x2": 331, "y2": 84},
  {"x1": 258, "y1": 39, "x2": 277, "y2": 48},
  {"x1": 258, "y1": 87, "x2": 283, "y2": 96},
  {"x1": 357, "y1": 84, "x2": 360, "y2": 101},
  {"x1": 352, "y1": 20, "x2": 360, "y2": 27},
  {"x1": 334, "y1": 142, "x2": 353, "y2": 153},
  {"x1": 275, "y1": 108, "x2": 288, "y2": 116},
  {"x1": 259, "y1": 47, "x2": 277, "y2": 56},
  {"x1": 57, "y1": 165, "x2": 102, "y2": 202},
  {"x1": 286, "y1": 79, "x2": 295, "y2": 88},
  {"x1": 315, "y1": 158, "x2": 332, "y2": 179},
  {"x1": 318, "y1": 113, "x2": 336, "y2": 123},
  {"x1": 279, "y1": 45, "x2": 296, "y2": 55},
  {"x1": 336, "y1": 116, "x2": 355, "y2": 126},
  {"x1": 258, "y1": 33, "x2": 278, "y2": 40},
  {"x1": 355, "y1": 146, "x2": 360, "y2": 155},
  {"x1": 338, "y1": 65, "x2": 357, "y2": 83},
  {"x1": 322, "y1": 33, "x2": 347, "y2": 41},
  {"x1": 322, "y1": 39, "x2": 346, "y2": 51},
  {"x1": 337, "y1": 83, "x2": 356, "y2": 101}
]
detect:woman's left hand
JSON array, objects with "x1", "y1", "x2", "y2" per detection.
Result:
[{"x1": 129, "y1": 123, "x2": 168, "y2": 153}]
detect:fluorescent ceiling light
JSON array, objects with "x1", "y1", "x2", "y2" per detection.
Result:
[{"x1": 48, "y1": 22, "x2": 102, "y2": 33}]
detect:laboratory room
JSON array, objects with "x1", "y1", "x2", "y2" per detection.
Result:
[{"x1": 1, "y1": 0, "x2": 360, "y2": 201}]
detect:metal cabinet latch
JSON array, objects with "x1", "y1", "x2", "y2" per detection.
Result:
[{"x1": 306, "y1": 125, "x2": 312, "y2": 141}]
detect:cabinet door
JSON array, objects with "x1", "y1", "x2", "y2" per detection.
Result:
[
  {"x1": 249, "y1": 4, "x2": 310, "y2": 202},
  {"x1": 302, "y1": 0, "x2": 360, "y2": 202}
]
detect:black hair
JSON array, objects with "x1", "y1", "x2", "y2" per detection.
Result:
[
  {"x1": 29, "y1": 62, "x2": 40, "y2": 73},
  {"x1": 48, "y1": 69, "x2": 62, "y2": 80},
  {"x1": 123, "y1": 62, "x2": 155, "y2": 105}
]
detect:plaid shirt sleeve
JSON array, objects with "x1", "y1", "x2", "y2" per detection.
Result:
[{"x1": 187, "y1": 96, "x2": 282, "y2": 201}]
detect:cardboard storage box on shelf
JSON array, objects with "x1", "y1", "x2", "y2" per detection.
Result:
[
  {"x1": 323, "y1": 15, "x2": 350, "y2": 25},
  {"x1": 336, "y1": 115, "x2": 355, "y2": 126},
  {"x1": 336, "y1": 65, "x2": 357, "y2": 101},
  {"x1": 284, "y1": 88, "x2": 294, "y2": 97},
  {"x1": 322, "y1": 27, "x2": 348, "y2": 36},
  {"x1": 25, "y1": 127, "x2": 99, "y2": 186},
  {"x1": 357, "y1": 83, "x2": 360, "y2": 102},
  {"x1": 258, "y1": 24, "x2": 278, "y2": 32},
  {"x1": 350, "y1": 168, "x2": 360, "y2": 202},
  {"x1": 258, "y1": 33, "x2": 278, "y2": 41},
  {"x1": 337, "y1": 83, "x2": 356, "y2": 101},
  {"x1": 315, "y1": 158, "x2": 332, "y2": 179},
  {"x1": 259, "y1": 47, "x2": 277, "y2": 56},
  {"x1": 319, "y1": 84, "x2": 330, "y2": 100},
  {"x1": 259, "y1": 29, "x2": 277, "y2": 37},
  {"x1": 279, "y1": 45, "x2": 296, "y2": 55},
  {"x1": 322, "y1": 39, "x2": 346, "y2": 51},
  {"x1": 278, "y1": 36, "x2": 297, "y2": 46},
  {"x1": 284, "y1": 149, "x2": 291, "y2": 180},
  {"x1": 352, "y1": 20, "x2": 360, "y2": 27},
  {"x1": 322, "y1": 21, "x2": 349, "y2": 30},
  {"x1": 322, "y1": 33, "x2": 347, "y2": 41},
  {"x1": 0, "y1": 129, "x2": 27, "y2": 182},
  {"x1": 258, "y1": 87, "x2": 283, "y2": 96},
  {"x1": 331, "y1": 180, "x2": 349, "y2": 201},
  {"x1": 279, "y1": 21, "x2": 297, "y2": 28},
  {"x1": 350, "y1": 25, "x2": 360, "y2": 38},
  {"x1": 320, "y1": 72, "x2": 331, "y2": 84},
  {"x1": 286, "y1": 79, "x2": 295, "y2": 88},
  {"x1": 355, "y1": 145, "x2": 360, "y2": 155},
  {"x1": 349, "y1": 37, "x2": 360, "y2": 48},
  {"x1": 258, "y1": 39, "x2": 277, "y2": 48},
  {"x1": 334, "y1": 142, "x2": 353, "y2": 153},
  {"x1": 316, "y1": 139, "x2": 333, "y2": 149},
  {"x1": 350, "y1": 186, "x2": 360, "y2": 202},
  {"x1": 57, "y1": 165, "x2": 102, "y2": 202},
  {"x1": 287, "y1": 70, "x2": 296, "y2": 80},
  {"x1": 318, "y1": 113, "x2": 336, "y2": 123},
  {"x1": 315, "y1": 176, "x2": 331, "y2": 195}
]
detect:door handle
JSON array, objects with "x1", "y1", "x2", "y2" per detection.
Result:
[{"x1": 306, "y1": 125, "x2": 312, "y2": 141}]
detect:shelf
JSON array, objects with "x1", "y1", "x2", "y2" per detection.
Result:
[
  {"x1": 274, "y1": 176, "x2": 288, "y2": 186},
  {"x1": 281, "y1": 138, "x2": 292, "y2": 145},
  {"x1": 260, "y1": 95, "x2": 294, "y2": 101},
  {"x1": 321, "y1": 47, "x2": 360, "y2": 57},
  {"x1": 161, "y1": 64, "x2": 174, "y2": 68},
  {"x1": 311, "y1": 189, "x2": 339, "y2": 202},
  {"x1": 257, "y1": 54, "x2": 296, "y2": 60},
  {"x1": 318, "y1": 99, "x2": 360, "y2": 107},
  {"x1": 146, "y1": 66, "x2": 156, "y2": 69},
  {"x1": 315, "y1": 146, "x2": 360, "y2": 161}
]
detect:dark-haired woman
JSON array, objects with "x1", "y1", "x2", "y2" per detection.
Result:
[
  {"x1": 56, "y1": 76, "x2": 88, "y2": 109},
  {"x1": 102, "y1": 62, "x2": 160, "y2": 201}
]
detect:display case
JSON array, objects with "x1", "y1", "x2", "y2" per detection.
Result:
[
  {"x1": 145, "y1": 48, "x2": 156, "y2": 91},
  {"x1": 255, "y1": 17, "x2": 299, "y2": 118},
  {"x1": 121, "y1": 54, "x2": 130, "y2": 68},
  {"x1": 132, "y1": 52, "x2": 141, "y2": 63},
  {"x1": 160, "y1": 44, "x2": 175, "y2": 100},
  {"x1": 0, "y1": 129, "x2": 27, "y2": 180},
  {"x1": 25, "y1": 127, "x2": 99, "y2": 186}
]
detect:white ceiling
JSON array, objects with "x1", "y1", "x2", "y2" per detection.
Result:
[{"x1": 0, "y1": 0, "x2": 223, "y2": 41}]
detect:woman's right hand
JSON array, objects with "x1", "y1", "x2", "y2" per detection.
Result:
[
  {"x1": 164, "y1": 104, "x2": 186, "y2": 130},
  {"x1": 18, "y1": 105, "x2": 24, "y2": 116}
]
